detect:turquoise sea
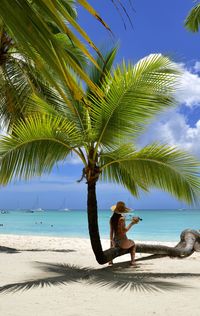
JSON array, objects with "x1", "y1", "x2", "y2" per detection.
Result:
[{"x1": 0, "y1": 209, "x2": 199, "y2": 242}]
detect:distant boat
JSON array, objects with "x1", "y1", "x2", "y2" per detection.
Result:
[
  {"x1": 62, "y1": 208, "x2": 70, "y2": 212},
  {"x1": 34, "y1": 208, "x2": 44, "y2": 212},
  {"x1": 59, "y1": 207, "x2": 70, "y2": 212},
  {"x1": 31, "y1": 197, "x2": 44, "y2": 212},
  {"x1": 58, "y1": 198, "x2": 70, "y2": 211}
]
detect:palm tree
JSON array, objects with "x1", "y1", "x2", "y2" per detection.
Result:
[{"x1": 0, "y1": 51, "x2": 199, "y2": 264}]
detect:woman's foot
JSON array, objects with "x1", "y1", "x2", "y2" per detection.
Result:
[{"x1": 130, "y1": 261, "x2": 136, "y2": 267}]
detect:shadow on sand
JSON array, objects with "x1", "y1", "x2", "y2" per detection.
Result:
[
  {"x1": 22, "y1": 249, "x2": 76, "y2": 253},
  {"x1": 0, "y1": 260, "x2": 199, "y2": 294},
  {"x1": 0, "y1": 246, "x2": 76, "y2": 254},
  {"x1": 0, "y1": 246, "x2": 19, "y2": 253}
]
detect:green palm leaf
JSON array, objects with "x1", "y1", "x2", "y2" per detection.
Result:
[
  {"x1": 185, "y1": 3, "x2": 200, "y2": 32},
  {"x1": 87, "y1": 45, "x2": 118, "y2": 93},
  {"x1": 77, "y1": 0, "x2": 111, "y2": 32},
  {"x1": 0, "y1": 115, "x2": 84, "y2": 184},
  {"x1": 100, "y1": 144, "x2": 150, "y2": 195},
  {"x1": 0, "y1": 0, "x2": 103, "y2": 101},
  {"x1": 28, "y1": 91, "x2": 91, "y2": 145},
  {"x1": 101, "y1": 144, "x2": 200, "y2": 205},
  {"x1": 91, "y1": 54, "x2": 179, "y2": 148},
  {"x1": 0, "y1": 55, "x2": 36, "y2": 130},
  {"x1": 0, "y1": 39, "x2": 68, "y2": 131}
]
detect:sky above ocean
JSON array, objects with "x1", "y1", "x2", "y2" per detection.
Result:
[{"x1": 0, "y1": 1, "x2": 200, "y2": 210}]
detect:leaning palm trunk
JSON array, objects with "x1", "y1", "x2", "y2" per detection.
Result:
[{"x1": 103, "y1": 229, "x2": 200, "y2": 262}]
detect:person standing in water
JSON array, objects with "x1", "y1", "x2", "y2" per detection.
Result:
[{"x1": 109, "y1": 201, "x2": 140, "y2": 266}]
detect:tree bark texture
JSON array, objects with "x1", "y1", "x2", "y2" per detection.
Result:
[
  {"x1": 103, "y1": 229, "x2": 200, "y2": 263},
  {"x1": 87, "y1": 181, "x2": 107, "y2": 264}
]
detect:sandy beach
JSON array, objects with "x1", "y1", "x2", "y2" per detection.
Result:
[{"x1": 0, "y1": 234, "x2": 200, "y2": 316}]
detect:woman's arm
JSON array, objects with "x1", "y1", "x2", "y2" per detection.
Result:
[
  {"x1": 126, "y1": 217, "x2": 140, "y2": 232},
  {"x1": 119, "y1": 217, "x2": 139, "y2": 233}
]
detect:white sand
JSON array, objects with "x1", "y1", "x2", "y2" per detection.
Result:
[{"x1": 0, "y1": 234, "x2": 200, "y2": 316}]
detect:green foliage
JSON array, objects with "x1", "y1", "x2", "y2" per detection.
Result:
[
  {"x1": 0, "y1": 0, "x2": 107, "y2": 101},
  {"x1": 87, "y1": 45, "x2": 118, "y2": 94},
  {"x1": 185, "y1": 3, "x2": 200, "y2": 32},
  {"x1": 0, "y1": 29, "x2": 61, "y2": 131},
  {"x1": 91, "y1": 54, "x2": 178, "y2": 147},
  {"x1": 0, "y1": 47, "x2": 199, "y2": 205},
  {"x1": 100, "y1": 144, "x2": 200, "y2": 204},
  {"x1": 0, "y1": 29, "x2": 39, "y2": 131},
  {"x1": 0, "y1": 115, "x2": 83, "y2": 184}
]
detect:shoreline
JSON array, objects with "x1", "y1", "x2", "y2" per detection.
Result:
[
  {"x1": 0, "y1": 233, "x2": 177, "y2": 250},
  {"x1": 0, "y1": 232, "x2": 180, "y2": 243}
]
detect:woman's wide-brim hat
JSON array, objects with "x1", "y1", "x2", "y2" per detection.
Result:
[{"x1": 110, "y1": 201, "x2": 132, "y2": 214}]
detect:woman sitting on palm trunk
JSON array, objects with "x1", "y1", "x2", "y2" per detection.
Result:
[{"x1": 109, "y1": 201, "x2": 140, "y2": 266}]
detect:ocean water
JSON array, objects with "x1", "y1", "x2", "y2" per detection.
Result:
[{"x1": 0, "y1": 209, "x2": 199, "y2": 242}]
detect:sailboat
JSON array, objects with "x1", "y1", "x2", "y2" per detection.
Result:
[
  {"x1": 58, "y1": 198, "x2": 70, "y2": 211},
  {"x1": 178, "y1": 202, "x2": 185, "y2": 211},
  {"x1": 31, "y1": 196, "x2": 44, "y2": 212}
]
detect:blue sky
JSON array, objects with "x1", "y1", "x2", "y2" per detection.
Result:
[{"x1": 1, "y1": 0, "x2": 200, "y2": 209}]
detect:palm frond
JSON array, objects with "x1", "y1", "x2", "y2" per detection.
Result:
[
  {"x1": 77, "y1": 0, "x2": 112, "y2": 32},
  {"x1": 100, "y1": 144, "x2": 200, "y2": 205},
  {"x1": 0, "y1": 115, "x2": 84, "y2": 185},
  {"x1": 100, "y1": 144, "x2": 150, "y2": 195},
  {"x1": 87, "y1": 45, "x2": 118, "y2": 93},
  {"x1": 54, "y1": 33, "x2": 88, "y2": 69},
  {"x1": 0, "y1": 46, "x2": 72, "y2": 131},
  {"x1": 101, "y1": 162, "x2": 142, "y2": 197},
  {"x1": 91, "y1": 54, "x2": 179, "y2": 148},
  {"x1": 185, "y1": 3, "x2": 200, "y2": 32},
  {"x1": 0, "y1": 0, "x2": 104, "y2": 101},
  {"x1": 59, "y1": 0, "x2": 77, "y2": 19},
  {"x1": 0, "y1": 56, "x2": 35, "y2": 130},
  {"x1": 28, "y1": 90, "x2": 92, "y2": 146}
]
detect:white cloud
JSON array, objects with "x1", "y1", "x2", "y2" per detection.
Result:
[
  {"x1": 175, "y1": 62, "x2": 200, "y2": 107},
  {"x1": 137, "y1": 60, "x2": 200, "y2": 157},
  {"x1": 139, "y1": 110, "x2": 200, "y2": 158},
  {"x1": 193, "y1": 61, "x2": 200, "y2": 73},
  {"x1": 65, "y1": 155, "x2": 82, "y2": 165}
]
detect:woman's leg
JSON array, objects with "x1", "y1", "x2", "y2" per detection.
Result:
[
  {"x1": 108, "y1": 241, "x2": 114, "y2": 266},
  {"x1": 130, "y1": 245, "x2": 136, "y2": 265}
]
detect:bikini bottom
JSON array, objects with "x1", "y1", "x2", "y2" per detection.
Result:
[{"x1": 113, "y1": 236, "x2": 127, "y2": 248}]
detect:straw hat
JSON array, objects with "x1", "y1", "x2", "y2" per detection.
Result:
[{"x1": 110, "y1": 201, "x2": 132, "y2": 214}]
